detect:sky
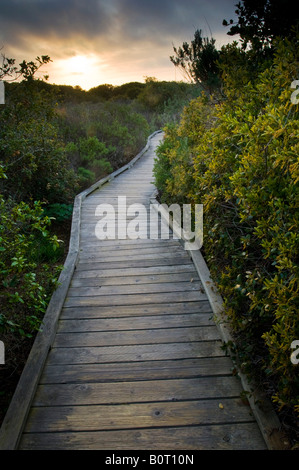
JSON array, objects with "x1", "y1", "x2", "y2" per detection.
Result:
[{"x1": 0, "y1": 0, "x2": 239, "y2": 90}]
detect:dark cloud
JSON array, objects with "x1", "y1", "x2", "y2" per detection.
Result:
[
  {"x1": 0, "y1": 0, "x2": 238, "y2": 86},
  {"x1": 0, "y1": 0, "x2": 236, "y2": 47},
  {"x1": 114, "y1": 0, "x2": 234, "y2": 40},
  {"x1": 0, "y1": 0, "x2": 112, "y2": 45}
]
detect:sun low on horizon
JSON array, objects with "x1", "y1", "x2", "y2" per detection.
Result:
[
  {"x1": 43, "y1": 53, "x2": 113, "y2": 90},
  {"x1": 0, "y1": 0, "x2": 238, "y2": 90},
  {"x1": 45, "y1": 50, "x2": 178, "y2": 90}
]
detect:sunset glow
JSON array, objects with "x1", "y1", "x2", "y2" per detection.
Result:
[
  {"x1": 56, "y1": 54, "x2": 107, "y2": 90},
  {"x1": 0, "y1": 0, "x2": 238, "y2": 89}
]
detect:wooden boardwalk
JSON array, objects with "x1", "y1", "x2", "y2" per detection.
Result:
[{"x1": 1, "y1": 132, "x2": 268, "y2": 450}]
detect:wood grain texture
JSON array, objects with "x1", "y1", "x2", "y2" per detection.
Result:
[
  {"x1": 19, "y1": 423, "x2": 268, "y2": 450},
  {"x1": 32, "y1": 376, "x2": 244, "y2": 406},
  {"x1": 5, "y1": 131, "x2": 267, "y2": 450},
  {"x1": 24, "y1": 398, "x2": 255, "y2": 433},
  {"x1": 38, "y1": 357, "x2": 235, "y2": 384}
]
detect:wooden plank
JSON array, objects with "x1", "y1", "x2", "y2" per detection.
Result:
[
  {"x1": 87, "y1": 189, "x2": 155, "y2": 195},
  {"x1": 23, "y1": 398, "x2": 257, "y2": 433},
  {"x1": 83, "y1": 192, "x2": 154, "y2": 198},
  {"x1": 32, "y1": 376, "x2": 244, "y2": 406},
  {"x1": 19, "y1": 423, "x2": 267, "y2": 450},
  {"x1": 76, "y1": 258, "x2": 192, "y2": 270},
  {"x1": 78, "y1": 240, "x2": 181, "y2": 253},
  {"x1": 80, "y1": 235, "x2": 174, "y2": 248},
  {"x1": 67, "y1": 281, "x2": 204, "y2": 297},
  {"x1": 46, "y1": 341, "x2": 225, "y2": 365},
  {"x1": 60, "y1": 301, "x2": 213, "y2": 319},
  {"x1": 71, "y1": 272, "x2": 199, "y2": 287},
  {"x1": 52, "y1": 326, "x2": 221, "y2": 348},
  {"x1": 78, "y1": 243, "x2": 182, "y2": 254},
  {"x1": 80, "y1": 221, "x2": 158, "y2": 229},
  {"x1": 82, "y1": 198, "x2": 154, "y2": 206},
  {"x1": 79, "y1": 218, "x2": 171, "y2": 224},
  {"x1": 80, "y1": 237, "x2": 179, "y2": 245},
  {"x1": 78, "y1": 246, "x2": 184, "y2": 259},
  {"x1": 57, "y1": 313, "x2": 214, "y2": 333},
  {"x1": 78, "y1": 237, "x2": 178, "y2": 245},
  {"x1": 73, "y1": 264, "x2": 197, "y2": 278},
  {"x1": 39, "y1": 357, "x2": 235, "y2": 384},
  {"x1": 64, "y1": 290, "x2": 208, "y2": 307}
]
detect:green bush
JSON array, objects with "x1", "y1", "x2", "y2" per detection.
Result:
[
  {"x1": 77, "y1": 167, "x2": 96, "y2": 187},
  {"x1": 0, "y1": 81, "x2": 79, "y2": 204},
  {"x1": 58, "y1": 101, "x2": 150, "y2": 171},
  {"x1": 153, "y1": 37, "x2": 299, "y2": 416},
  {"x1": 43, "y1": 203, "x2": 73, "y2": 223},
  {"x1": 0, "y1": 192, "x2": 63, "y2": 339}
]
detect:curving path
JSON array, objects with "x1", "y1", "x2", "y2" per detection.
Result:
[{"x1": 1, "y1": 132, "x2": 268, "y2": 450}]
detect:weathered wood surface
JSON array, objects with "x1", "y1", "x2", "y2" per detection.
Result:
[{"x1": 6, "y1": 132, "x2": 268, "y2": 449}]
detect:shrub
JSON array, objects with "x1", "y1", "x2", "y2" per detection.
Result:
[
  {"x1": 0, "y1": 81, "x2": 79, "y2": 204},
  {"x1": 58, "y1": 101, "x2": 150, "y2": 171},
  {"x1": 0, "y1": 193, "x2": 63, "y2": 339},
  {"x1": 77, "y1": 167, "x2": 96, "y2": 187},
  {"x1": 153, "y1": 37, "x2": 299, "y2": 417},
  {"x1": 43, "y1": 203, "x2": 73, "y2": 223}
]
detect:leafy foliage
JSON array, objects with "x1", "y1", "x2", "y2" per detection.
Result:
[
  {"x1": 59, "y1": 100, "x2": 150, "y2": 178},
  {"x1": 223, "y1": 0, "x2": 299, "y2": 52},
  {"x1": 0, "y1": 53, "x2": 200, "y2": 425},
  {"x1": 66, "y1": 136, "x2": 113, "y2": 188},
  {"x1": 0, "y1": 56, "x2": 73, "y2": 417},
  {"x1": 0, "y1": 54, "x2": 51, "y2": 82},
  {"x1": 0, "y1": 193, "x2": 63, "y2": 338},
  {"x1": 56, "y1": 80, "x2": 199, "y2": 188},
  {"x1": 43, "y1": 203, "x2": 73, "y2": 223},
  {"x1": 170, "y1": 29, "x2": 221, "y2": 92},
  {"x1": 0, "y1": 58, "x2": 70, "y2": 340},
  {"x1": 0, "y1": 80, "x2": 79, "y2": 203},
  {"x1": 154, "y1": 37, "x2": 299, "y2": 418}
]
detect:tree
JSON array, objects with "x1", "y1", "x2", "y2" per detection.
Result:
[
  {"x1": 0, "y1": 53, "x2": 78, "y2": 203},
  {"x1": 0, "y1": 53, "x2": 18, "y2": 80},
  {"x1": 170, "y1": 29, "x2": 221, "y2": 93},
  {"x1": 223, "y1": 0, "x2": 299, "y2": 51},
  {"x1": 0, "y1": 52, "x2": 51, "y2": 82}
]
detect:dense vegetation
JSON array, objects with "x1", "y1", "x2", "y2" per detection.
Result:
[
  {"x1": 1, "y1": 0, "x2": 298, "y2": 446},
  {"x1": 154, "y1": 3, "x2": 299, "y2": 445},
  {"x1": 0, "y1": 59, "x2": 200, "y2": 422}
]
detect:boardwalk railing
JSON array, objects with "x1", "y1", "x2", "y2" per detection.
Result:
[{"x1": 0, "y1": 131, "x2": 162, "y2": 450}]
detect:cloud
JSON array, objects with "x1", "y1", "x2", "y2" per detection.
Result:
[
  {"x1": 0, "y1": 0, "x2": 235, "y2": 48},
  {"x1": 0, "y1": 0, "x2": 238, "y2": 87},
  {"x1": 112, "y1": 0, "x2": 236, "y2": 45},
  {"x1": 0, "y1": 0, "x2": 111, "y2": 46}
]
